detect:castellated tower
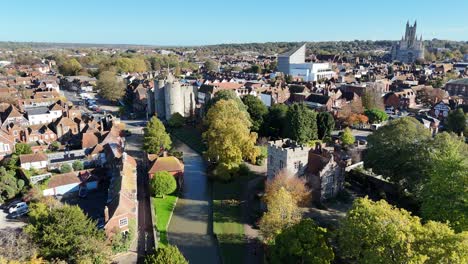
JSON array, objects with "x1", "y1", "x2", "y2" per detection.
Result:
[
  {"x1": 164, "y1": 73, "x2": 183, "y2": 121},
  {"x1": 154, "y1": 78, "x2": 166, "y2": 119},
  {"x1": 391, "y1": 20, "x2": 424, "y2": 63}
]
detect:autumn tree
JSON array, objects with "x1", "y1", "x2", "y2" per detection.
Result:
[
  {"x1": 204, "y1": 59, "x2": 217, "y2": 72},
  {"x1": 97, "y1": 71, "x2": 126, "y2": 101},
  {"x1": 150, "y1": 171, "x2": 177, "y2": 198},
  {"x1": 364, "y1": 117, "x2": 432, "y2": 194},
  {"x1": 203, "y1": 99, "x2": 259, "y2": 172},
  {"x1": 265, "y1": 170, "x2": 311, "y2": 206},
  {"x1": 269, "y1": 219, "x2": 334, "y2": 264},
  {"x1": 317, "y1": 111, "x2": 335, "y2": 140},
  {"x1": 447, "y1": 108, "x2": 466, "y2": 136},
  {"x1": 58, "y1": 58, "x2": 82, "y2": 76},
  {"x1": 421, "y1": 133, "x2": 468, "y2": 232},
  {"x1": 242, "y1": 95, "x2": 268, "y2": 132},
  {"x1": 337, "y1": 197, "x2": 467, "y2": 264},
  {"x1": 362, "y1": 89, "x2": 384, "y2": 110},
  {"x1": 286, "y1": 103, "x2": 318, "y2": 144},
  {"x1": 143, "y1": 116, "x2": 172, "y2": 154},
  {"x1": 341, "y1": 127, "x2": 355, "y2": 146},
  {"x1": 205, "y1": 89, "x2": 247, "y2": 113},
  {"x1": 259, "y1": 187, "x2": 302, "y2": 242}
]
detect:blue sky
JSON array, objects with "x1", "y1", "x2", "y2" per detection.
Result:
[{"x1": 0, "y1": 0, "x2": 467, "y2": 45}]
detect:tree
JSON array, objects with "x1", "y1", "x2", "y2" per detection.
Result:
[
  {"x1": 250, "y1": 64, "x2": 262, "y2": 74},
  {"x1": 72, "y1": 161, "x2": 84, "y2": 171},
  {"x1": 447, "y1": 108, "x2": 466, "y2": 136},
  {"x1": 364, "y1": 117, "x2": 432, "y2": 194},
  {"x1": 0, "y1": 167, "x2": 24, "y2": 204},
  {"x1": 364, "y1": 108, "x2": 389, "y2": 124},
  {"x1": 242, "y1": 95, "x2": 268, "y2": 132},
  {"x1": 25, "y1": 204, "x2": 110, "y2": 263},
  {"x1": 167, "y1": 112, "x2": 185, "y2": 128},
  {"x1": 203, "y1": 100, "x2": 259, "y2": 171},
  {"x1": 144, "y1": 245, "x2": 188, "y2": 264},
  {"x1": 269, "y1": 219, "x2": 334, "y2": 264},
  {"x1": 421, "y1": 133, "x2": 468, "y2": 233},
  {"x1": 286, "y1": 103, "x2": 318, "y2": 144},
  {"x1": 341, "y1": 127, "x2": 355, "y2": 146},
  {"x1": 262, "y1": 103, "x2": 288, "y2": 138},
  {"x1": 204, "y1": 59, "x2": 217, "y2": 72},
  {"x1": 260, "y1": 187, "x2": 302, "y2": 242},
  {"x1": 49, "y1": 141, "x2": 60, "y2": 152},
  {"x1": 362, "y1": 89, "x2": 384, "y2": 110},
  {"x1": 15, "y1": 143, "x2": 32, "y2": 155},
  {"x1": 143, "y1": 116, "x2": 172, "y2": 154},
  {"x1": 337, "y1": 197, "x2": 467, "y2": 264},
  {"x1": 317, "y1": 112, "x2": 335, "y2": 140},
  {"x1": 97, "y1": 71, "x2": 126, "y2": 101},
  {"x1": 205, "y1": 90, "x2": 246, "y2": 113},
  {"x1": 58, "y1": 58, "x2": 82, "y2": 76},
  {"x1": 266, "y1": 170, "x2": 311, "y2": 206},
  {"x1": 150, "y1": 171, "x2": 177, "y2": 198},
  {"x1": 60, "y1": 164, "x2": 72, "y2": 173}
]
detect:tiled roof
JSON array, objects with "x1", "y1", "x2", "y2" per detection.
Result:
[
  {"x1": 148, "y1": 156, "x2": 184, "y2": 175},
  {"x1": 19, "y1": 152, "x2": 48, "y2": 164}
]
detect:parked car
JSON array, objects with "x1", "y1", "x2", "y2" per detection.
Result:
[{"x1": 9, "y1": 202, "x2": 28, "y2": 214}]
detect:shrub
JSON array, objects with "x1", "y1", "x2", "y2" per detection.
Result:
[
  {"x1": 150, "y1": 171, "x2": 177, "y2": 198},
  {"x1": 60, "y1": 164, "x2": 72, "y2": 173},
  {"x1": 49, "y1": 141, "x2": 61, "y2": 152},
  {"x1": 255, "y1": 146, "x2": 267, "y2": 165},
  {"x1": 167, "y1": 112, "x2": 185, "y2": 128},
  {"x1": 145, "y1": 245, "x2": 187, "y2": 264},
  {"x1": 72, "y1": 161, "x2": 84, "y2": 171}
]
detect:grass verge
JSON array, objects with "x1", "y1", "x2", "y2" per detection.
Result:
[{"x1": 152, "y1": 194, "x2": 177, "y2": 246}]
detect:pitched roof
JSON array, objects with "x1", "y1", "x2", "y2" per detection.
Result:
[
  {"x1": 19, "y1": 152, "x2": 48, "y2": 164},
  {"x1": 82, "y1": 132, "x2": 99, "y2": 148},
  {"x1": 148, "y1": 156, "x2": 184, "y2": 175}
]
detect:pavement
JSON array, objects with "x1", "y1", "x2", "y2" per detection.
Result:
[
  {"x1": 0, "y1": 208, "x2": 26, "y2": 230},
  {"x1": 167, "y1": 142, "x2": 220, "y2": 264}
]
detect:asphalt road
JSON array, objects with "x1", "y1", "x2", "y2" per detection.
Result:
[{"x1": 167, "y1": 143, "x2": 220, "y2": 264}]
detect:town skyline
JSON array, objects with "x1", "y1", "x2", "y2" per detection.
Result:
[{"x1": 1, "y1": 0, "x2": 467, "y2": 45}]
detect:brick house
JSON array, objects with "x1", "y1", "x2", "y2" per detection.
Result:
[{"x1": 147, "y1": 155, "x2": 184, "y2": 187}]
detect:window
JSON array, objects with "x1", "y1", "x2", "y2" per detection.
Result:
[
  {"x1": 119, "y1": 217, "x2": 128, "y2": 227},
  {"x1": 294, "y1": 161, "x2": 302, "y2": 170},
  {"x1": 279, "y1": 160, "x2": 284, "y2": 169}
]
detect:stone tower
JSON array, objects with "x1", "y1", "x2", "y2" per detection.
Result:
[
  {"x1": 153, "y1": 78, "x2": 166, "y2": 119},
  {"x1": 391, "y1": 20, "x2": 424, "y2": 63},
  {"x1": 163, "y1": 73, "x2": 183, "y2": 121}
]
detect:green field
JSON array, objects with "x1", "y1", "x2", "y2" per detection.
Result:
[{"x1": 152, "y1": 194, "x2": 177, "y2": 245}]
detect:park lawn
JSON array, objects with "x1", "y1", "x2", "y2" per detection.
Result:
[
  {"x1": 212, "y1": 172, "x2": 257, "y2": 264},
  {"x1": 152, "y1": 194, "x2": 177, "y2": 246},
  {"x1": 170, "y1": 126, "x2": 206, "y2": 154}
]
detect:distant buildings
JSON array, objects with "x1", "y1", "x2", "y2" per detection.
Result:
[
  {"x1": 277, "y1": 44, "x2": 334, "y2": 81},
  {"x1": 445, "y1": 78, "x2": 468, "y2": 98},
  {"x1": 391, "y1": 21, "x2": 424, "y2": 63}
]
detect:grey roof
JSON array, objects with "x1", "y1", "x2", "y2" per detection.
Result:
[
  {"x1": 278, "y1": 43, "x2": 306, "y2": 57},
  {"x1": 26, "y1": 107, "x2": 49, "y2": 115},
  {"x1": 447, "y1": 78, "x2": 468, "y2": 85}
]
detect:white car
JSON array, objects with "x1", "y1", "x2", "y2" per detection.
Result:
[{"x1": 9, "y1": 202, "x2": 28, "y2": 214}]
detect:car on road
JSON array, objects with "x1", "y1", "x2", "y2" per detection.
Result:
[{"x1": 9, "y1": 202, "x2": 28, "y2": 214}]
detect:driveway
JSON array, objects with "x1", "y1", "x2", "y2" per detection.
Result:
[
  {"x1": 167, "y1": 142, "x2": 220, "y2": 264},
  {"x1": 0, "y1": 209, "x2": 26, "y2": 230}
]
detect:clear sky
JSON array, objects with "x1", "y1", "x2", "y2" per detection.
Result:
[{"x1": 1, "y1": 0, "x2": 467, "y2": 46}]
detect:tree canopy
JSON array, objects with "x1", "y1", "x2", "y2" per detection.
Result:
[
  {"x1": 58, "y1": 58, "x2": 82, "y2": 76},
  {"x1": 364, "y1": 108, "x2": 389, "y2": 124},
  {"x1": 286, "y1": 103, "x2": 318, "y2": 144},
  {"x1": 143, "y1": 116, "x2": 172, "y2": 154},
  {"x1": 262, "y1": 103, "x2": 288, "y2": 138},
  {"x1": 317, "y1": 111, "x2": 335, "y2": 140},
  {"x1": 269, "y1": 219, "x2": 334, "y2": 264},
  {"x1": 144, "y1": 245, "x2": 188, "y2": 264},
  {"x1": 242, "y1": 95, "x2": 268, "y2": 132},
  {"x1": 97, "y1": 71, "x2": 126, "y2": 101},
  {"x1": 337, "y1": 197, "x2": 467, "y2": 264},
  {"x1": 341, "y1": 127, "x2": 355, "y2": 146},
  {"x1": 265, "y1": 170, "x2": 311, "y2": 206},
  {"x1": 203, "y1": 99, "x2": 259, "y2": 171},
  {"x1": 150, "y1": 171, "x2": 177, "y2": 198},
  {"x1": 447, "y1": 108, "x2": 466, "y2": 136}
]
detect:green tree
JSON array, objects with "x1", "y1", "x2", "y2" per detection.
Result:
[
  {"x1": 72, "y1": 161, "x2": 84, "y2": 171},
  {"x1": 58, "y1": 58, "x2": 82, "y2": 76},
  {"x1": 262, "y1": 103, "x2": 288, "y2": 138},
  {"x1": 364, "y1": 108, "x2": 389, "y2": 124},
  {"x1": 144, "y1": 245, "x2": 188, "y2": 264},
  {"x1": 242, "y1": 95, "x2": 268, "y2": 132},
  {"x1": 0, "y1": 167, "x2": 24, "y2": 204},
  {"x1": 250, "y1": 64, "x2": 262, "y2": 74},
  {"x1": 49, "y1": 141, "x2": 60, "y2": 152},
  {"x1": 260, "y1": 187, "x2": 302, "y2": 243},
  {"x1": 337, "y1": 197, "x2": 468, "y2": 264},
  {"x1": 15, "y1": 143, "x2": 32, "y2": 155},
  {"x1": 269, "y1": 219, "x2": 334, "y2": 264},
  {"x1": 143, "y1": 116, "x2": 172, "y2": 154},
  {"x1": 204, "y1": 59, "x2": 217, "y2": 72},
  {"x1": 317, "y1": 112, "x2": 335, "y2": 140},
  {"x1": 205, "y1": 90, "x2": 246, "y2": 113},
  {"x1": 97, "y1": 71, "x2": 126, "y2": 101},
  {"x1": 60, "y1": 164, "x2": 72, "y2": 173},
  {"x1": 421, "y1": 133, "x2": 468, "y2": 232},
  {"x1": 150, "y1": 171, "x2": 177, "y2": 198},
  {"x1": 362, "y1": 89, "x2": 385, "y2": 110},
  {"x1": 203, "y1": 99, "x2": 259, "y2": 172},
  {"x1": 341, "y1": 127, "x2": 355, "y2": 146},
  {"x1": 167, "y1": 112, "x2": 185, "y2": 128},
  {"x1": 25, "y1": 204, "x2": 110, "y2": 263},
  {"x1": 364, "y1": 117, "x2": 432, "y2": 194},
  {"x1": 286, "y1": 103, "x2": 318, "y2": 144},
  {"x1": 447, "y1": 108, "x2": 466, "y2": 136}
]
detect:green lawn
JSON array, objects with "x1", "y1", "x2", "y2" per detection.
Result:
[
  {"x1": 213, "y1": 171, "x2": 257, "y2": 264},
  {"x1": 170, "y1": 126, "x2": 206, "y2": 154},
  {"x1": 152, "y1": 194, "x2": 177, "y2": 245}
]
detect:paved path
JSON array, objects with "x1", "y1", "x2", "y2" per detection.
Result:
[{"x1": 167, "y1": 143, "x2": 220, "y2": 264}]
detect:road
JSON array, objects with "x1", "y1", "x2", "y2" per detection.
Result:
[{"x1": 167, "y1": 142, "x2": 220, "y2": 264}]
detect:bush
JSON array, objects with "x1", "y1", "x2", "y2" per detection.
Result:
[
  {"x1": 212, "y1": 163, "x2": 235, "y2": 182},
  {"x1": 49, "y1": 141, "x2": 61, "y2": 152},
  {"x1": 255, "y1": 146, "x2": 267, "y2": 165},
  {"x1": 60, "y1": 164, "x2": 72, "y2": 173},
  {"x1": 167, "y1": 112, "x2": 185, "y2": 128},
  {"x1": 72, "y1": 161, "x2": 84, "y2": 171},
  {"x1": 150, "y1": 171, "x2": 177, "y2": 198},
  {"x1": 145, "y1": 245, "x2": 187, "y2": 264},
  {"x1": 15, "y1": 143, "x2": 32, "y2": 155}
]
